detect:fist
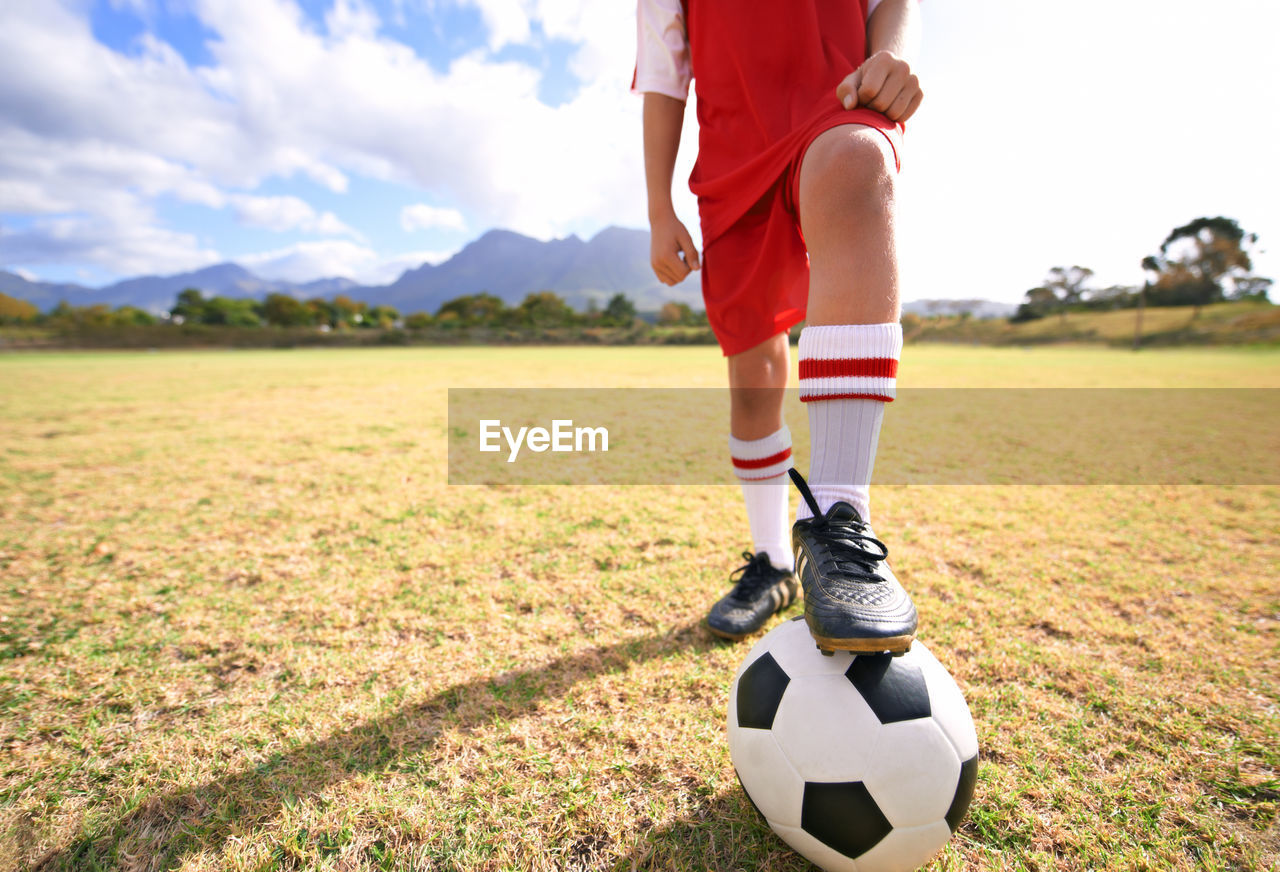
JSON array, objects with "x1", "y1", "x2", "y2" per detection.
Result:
[
  {"x1": 836, "y1": 51, "x2": 923, "y2": 123},
  {"x1": 649, "y1": 213, "x2": 701, "y2": 286}
]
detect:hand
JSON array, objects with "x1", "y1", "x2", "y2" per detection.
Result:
[
  {"x1": 649, "y1": 211, "x2": 701, "y2": 286},
  {"x1": 836, "y1": 50, "x2": 923, "y2": 123}
]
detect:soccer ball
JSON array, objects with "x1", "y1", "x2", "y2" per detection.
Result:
[{"x1": 728, "y1": 618, "x2": 978, "y2": 872}]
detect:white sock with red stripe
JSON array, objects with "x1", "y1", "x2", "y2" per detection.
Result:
[
  {"x1": 729, "y1": 425, "x2": 794, "y2": 572},
  {"x1": 796, "y1": 323, "x2": 902, "y2": 523}
]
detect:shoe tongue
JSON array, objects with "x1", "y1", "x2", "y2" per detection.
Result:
[{"x1": 825, "y1": 502, "x2": 863, "y2": 524}]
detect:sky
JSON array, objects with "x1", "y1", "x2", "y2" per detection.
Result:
[{"x1": 0, "y1": 0, "x2": 1276, "y2": 302}]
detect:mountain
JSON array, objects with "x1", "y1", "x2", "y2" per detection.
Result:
[
  {"x1": 296, "y1": 276, "x2": 360, "y2": 297},
  {"x1": 99, "y1": 263, "x2": 295, "y2": 313},
  {"x1": 1, "y1": 226, "x2": 698, "y2": 315},
  {"x1": 903, "y1": 298, "x2": 1017, "y2": 320},
  {"x1": 5, "y1": 227, "x2": 1015, "y2": 320},
  {"x1": 0, "y1": 270, "x2": 97, "y2": 311},
  {"x1": 367, "y1": 226, "x2": 695, "y2": 313}
]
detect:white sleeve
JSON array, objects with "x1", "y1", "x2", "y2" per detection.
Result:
[{"x1": 632, "y1": 0, "x2": 691, "y2": 101}]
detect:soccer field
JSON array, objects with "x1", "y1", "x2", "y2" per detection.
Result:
[{"x1": 1, "y1": 345, "x2": 1277, "y2": 871}]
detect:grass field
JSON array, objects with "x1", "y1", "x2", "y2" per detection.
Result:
[
  {"x1": 1, "y1": 345, "x2": 1278, "y2": 871},
  {"x1": 906, "y1": 301, "x2": 1280, "y2": 347}
]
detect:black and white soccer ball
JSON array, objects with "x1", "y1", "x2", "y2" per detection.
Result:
[{"x1": 728, "y1": 618, "x2": 978, "y2": 872}]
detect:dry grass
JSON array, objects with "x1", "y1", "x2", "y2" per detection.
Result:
[{"x1": 0, "y1": 346, "x2": 1277, "y2": 871}]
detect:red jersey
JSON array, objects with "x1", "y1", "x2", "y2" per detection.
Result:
[{"x1": 682, "y1": 0, "x2": 903, "y2": 245}]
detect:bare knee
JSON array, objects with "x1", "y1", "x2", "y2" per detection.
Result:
[
  {"x1": 727, "y1": 333, "x2": 789, "y2": 390},
  {"x1": 798, "y1": 126, "x2": 895, "y2": 226}
]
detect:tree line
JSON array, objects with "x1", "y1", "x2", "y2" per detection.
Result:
[
  {"x1": 0, "y1": 288, "x2": 710, "y2": 330},
  {"x1": 1013, "y1": 217, "x2": 1271, "y2": 322}
]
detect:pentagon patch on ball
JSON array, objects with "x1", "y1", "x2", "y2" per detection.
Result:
[{"x1": 728, "y1": 619, "x2": 979, "y2": 872}]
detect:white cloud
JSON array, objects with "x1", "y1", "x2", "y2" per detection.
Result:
[
  {"x1": 3, "y1": 0, "x2": 1278, "y2": 296},
  {"x1": 236, "y1": 240, "x2": 452, "y2": 284},
  {"x1": 401, "y1": 203, "x2": 467, "y2": 232},
  {"x1": 457, "y1": 0, "x2": 533, "y2": 50},
  {"x1": 0, "y1": 214, "x2": 221, "y2": 277},
  {"x1": 325, "y1": 0, "x2": 381, "y2": 40},
  {"x1": 0, "y1": 0, "x2": 662, "y2": 278},
  {"x1": 230, "y1": 194, "x2": 358, "y2": 236},
  {"x1": 366, "y1": 248, "x2": 456, "y2": 284},
  {"x1": 12, "y1": 267, "x2": 38, "y2": 281},
  {"x1": 238, "y1": 240, "x2": 379, "y2": 282}
]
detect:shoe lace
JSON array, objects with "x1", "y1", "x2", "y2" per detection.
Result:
[
  {"x1": 788, "y1": 468, "x2": 889, "y2": 581},
  {"x1": 728, "y1": 551, "x2": 777, "y2": 599}
]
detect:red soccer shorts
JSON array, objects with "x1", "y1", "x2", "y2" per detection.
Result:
[{"x1": 699, "y1": 116, "x2": 902, "y2": 357}]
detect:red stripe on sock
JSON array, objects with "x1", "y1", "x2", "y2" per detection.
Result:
[
  {"x1": 737, "y1": 471, "x2": 789, "y2": 481},
  {"x1": 731, "y1": 448, "x2": 792, "y2": 470},
  {"x1": 799, "y1": 392, "x2": 894, "y2": 403},
  {"x1": 798, "y1": 357, "x2": 899, "y2": 380}
]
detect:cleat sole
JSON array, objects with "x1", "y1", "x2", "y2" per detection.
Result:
[
  {"x1": 811, "y1": 632, "x2": 915, "y2": 655},
  {"x1": 705, "y1": 623, "x2": 751, "y2": 642}
]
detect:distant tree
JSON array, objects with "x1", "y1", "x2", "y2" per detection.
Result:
[
  {"x1": 658, "y1": 301, "x2": 694, "y2": 326},
  {"x1": 1045, "y1": 265, "x2": 1094, "y2": 321},
  {"x1": 0, "y1": 292, "x2": 38, "y2": 324},
  {"x1": 1010, "y1": 286, "x2": 1057, "y2": 322},
  {"x1": 601, "y1": 293, "x2": 637, "y2": 327},
  {"x1": 332, "y1": 294, "x2": 368, "y2": 327},
  {"x1": 263, "y1": 293, "x2": 313, "y2": 327},
  {"x1": 305, "y1": 297, "x2": 336, "y2": 327},
  {"x1": 171, "y1": 288, "x2": 207, "y2": 323},
  {"x1": 368, "y1": 305, "x2": 400, "y2": 328},
  {"x1": 202, "y1": 296, "x2": 261, "y2": 327},
  {"x1": 1142, "y1": 217, "x2": 1258, "y2": 316},
  {"x1": 514, "y1": 291, "x2": 576, "y2": 328},
  {"x1": 1085, "y1": 285, "x2": 1138, "y2": 311},
  {"x1": 437, "y1": 293, "x2": 507, "y2": 327},
  {"x1": 404, "y1": 311, "x2": 434, "y2": 329},
  {"x1": 112, "y1": 305, "x2": 157, "y2": 326},
  {"x1": 1229, "y1": 276, "x2": 1272, "y2": 303},
  {"x1": 1011, "y1": 267, "x2": 1094, "y2": 323},
  {"x1": 46, "y1": 302, "x2": 114, "y2": 329}
]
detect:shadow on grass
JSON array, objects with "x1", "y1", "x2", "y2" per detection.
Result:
[
  {"x1": 605, "y1": 789, "x2": 808, "y2": 872},
  {"x1": 32, "y1": 622, "x2": 712, "y2": 871}
]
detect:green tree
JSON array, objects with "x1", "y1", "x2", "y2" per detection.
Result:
[
  {"x1": 202, "y1": 296, "x2": 261, "y2": 327},
  {"x1": 437, "y1": 293, "x2": 507, "y2": 327},
  {"x1": 1142, "y1": 217, "x2": 1257, "y2": 316},
  {"x1": 368, "y1": 305, "x2": 400, "y2": 328},
  {"x1": 658, "y1": 301, "x2": 695, "y2": 326},
  {"x1": 514, "y1": 291, "x2": 576, "y2": 328},
  {"x1": 332, "y1": 294, "x2": 368, "y2": 327},
  {"x1": 171, "y1": 288, "x2": 207, "y2": 323},
  {"x1": 112, "y1": 305, "x2": 157, "y2": 326},
  {"x1": 1045, "y1": 265, "x2": 1094, "y2": 322},
  {"x1": 1010, "y1": 286, "x2": 1057, "y2": 322},
  {"x1": 263, "y1": 293, "x2": 313, "y2": 327},
  {"x1": 601, "y1": 293, "x2": 637, "y2": 327},
  {"x1": 0, "y1": 292, "x2": 38, "y2": 324},
  {"x1": 305, "y1": 297, "x2": 336, "y2": 328},
  {"x1": 404, "y1": 311, "x2": 434, "y2": 329}
]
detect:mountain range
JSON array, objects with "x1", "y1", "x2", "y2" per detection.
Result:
[
  {"x1": 0, "y1": 226, "x2": 699, "y2": 315},
  {"x1": 2, "y1": 225, "x2": 1016, "y2": 318}
]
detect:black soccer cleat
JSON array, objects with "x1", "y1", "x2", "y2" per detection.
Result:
[
  {"x1": 706, "y1": 551, "x2": 800, "y2": 641},
  {"x1": 788, "y1": 468, "x2": 917, "y2": 655}
]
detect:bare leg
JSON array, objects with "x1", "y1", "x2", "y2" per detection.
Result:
[
  {"x1": 725, "y1": 331, "x2": 793, "y2": 573},
  {"x1": 797, "y1": 124, "x2": 900, "y2": 325},
  {"x1": 792, "y1": 123, "x2": 903, "y2": 523},
  {"x1": 727, "y1": 331, "x2": 789, "y2": 439}
]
